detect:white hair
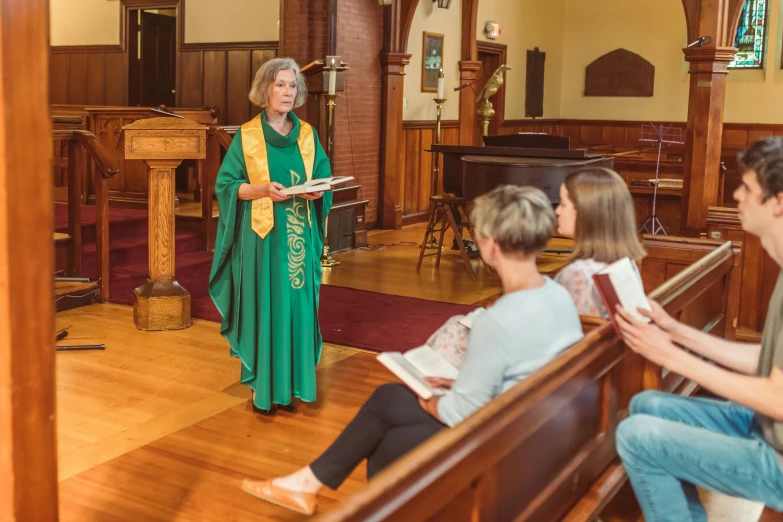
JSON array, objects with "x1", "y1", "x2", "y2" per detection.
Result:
[{"x1": 248, "y1": 57, "x2": 308, "y2": 109}]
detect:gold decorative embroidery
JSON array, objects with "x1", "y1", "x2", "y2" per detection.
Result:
[{"x1": 286, "y1": 169, "x2": 306, "y2": 289}]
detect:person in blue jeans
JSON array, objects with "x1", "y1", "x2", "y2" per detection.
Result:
[{"x1": 614, "y1": 136, "x2": 783, "y2": 521}]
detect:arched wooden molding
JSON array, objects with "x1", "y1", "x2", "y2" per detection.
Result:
[
  {"x1": 681, "y1": 0, "x2": 746, "y2": 46},
  {"x1": 461, "y1": 0, "x2": 479, "y2": 61},
  {"x1": 584, "y1": 48, "x2": 654, "y2": 97}
]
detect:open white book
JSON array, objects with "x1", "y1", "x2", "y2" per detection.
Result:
[
  {"x1": 376, "y1": 345, "x2": 459, "y2": 400},
  {"x1": 282, "y1": 176, "x2": 354, "y2": 196},
  {"x1": 592, "y1": 257, "x2": 651, "y2": 337}
]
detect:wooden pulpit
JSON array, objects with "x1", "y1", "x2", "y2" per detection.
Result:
[{"x1": 123, "y1": 117, "x2": 207, "y2": 330}]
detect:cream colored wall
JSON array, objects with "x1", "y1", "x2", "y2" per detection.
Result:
[
  {"x1": 184, "y1": 0, "x2": 279, "y2": 43},
  {"x1": 50, "y1": 0, "x2": 121, "y2": 46},
  {"x1": 559, "y1": 0, "x2": 783, "y2": 124},
  {"x1": 476, "y1": 0, "x2": 566, "y2": 120},
  {"x1": 49, "y1": 0, "x2": 279, "y2": 47},
  {"x1": 560, "y1": 0, "x2": 689, "y2": 122},
  {"x1": 403, "y1": 0, "x2": 462, "y2": 120}
]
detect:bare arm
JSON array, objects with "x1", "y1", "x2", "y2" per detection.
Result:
[
  {"x1": 644, "y1": 300, "x2": 760, "y2": 375},
  {"x1": 616, "y1": 305, "x2": 783, "y2": 421},
  {"x1": 669, "y1": 320, "x2": 761, "y2": 375},
  {"x1": 666, "y1": 345, "x2": 783, "y2": 421}
]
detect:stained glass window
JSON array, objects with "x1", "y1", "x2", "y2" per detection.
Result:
[{"x1": 729, "y1": 0, "x2": 768, "y2": 68}]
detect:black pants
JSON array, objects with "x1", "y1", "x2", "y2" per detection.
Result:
[{"x1": 310, "y1": 383, "x2": 446, "y2": 489}]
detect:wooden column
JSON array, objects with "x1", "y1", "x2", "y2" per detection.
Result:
[
  {"x1": 458, "y1": 61, "x2": 482, "y2": 146},
  {"x1": 680, "y1": 0, "x2": 745, "y2": 232},
  {"x1": 0, "y1": 0, "x2": 59, "y2": 519},
  {"x1": 123, "y1": 118, "x2": 207, "y2": 330},
  {"x1": 459, "y1": 0, "x2": 480, "y2": 146},
  {"x1": 377, "y1": 0, "x2": 416, "y2": 229},
  {"x1": 681, "y1": 48, "x2": 736, "y2": 231},
  {"x1": 378, "y1": 52, "x2": 411, "y2": 229}
]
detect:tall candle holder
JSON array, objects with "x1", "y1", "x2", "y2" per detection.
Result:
[
  {"x1": 425, "y1": 97, "x2": 447, "y2": 249},
  {"x1": 321, "y1": 91, "x2": 341, "y2": 267}
]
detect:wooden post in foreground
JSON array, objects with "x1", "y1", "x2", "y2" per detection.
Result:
[{"x1": 0, "y1": 0, "x2": 59, "y2": 520}]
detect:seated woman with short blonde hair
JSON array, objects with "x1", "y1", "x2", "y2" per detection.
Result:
[
  {"x1": 554, "y1": 167, "x2": 646, "y2": 317},
  {"x1": 240, "y1": 185, "x2": 585, "y2": 515}
]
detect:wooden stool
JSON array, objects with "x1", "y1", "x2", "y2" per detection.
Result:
[{"x1": 416, "y1": 195, "x2": 478, "y2": 279}]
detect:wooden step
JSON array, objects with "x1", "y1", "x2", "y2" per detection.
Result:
[{"x1": 55, "y1": 281, "x2": 99, "y2": 312}]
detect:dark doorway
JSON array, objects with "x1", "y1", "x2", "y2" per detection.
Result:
[
  {"x1": 475, "y1": 41, "x2": 508, "y2": 143},
  {"x1": 128, "y1": 9, "x2": 177, "y2": 107}
]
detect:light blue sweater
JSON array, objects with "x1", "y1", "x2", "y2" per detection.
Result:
[{"x1": 437, "y1": 277, "x2": 584, "y2": 427}]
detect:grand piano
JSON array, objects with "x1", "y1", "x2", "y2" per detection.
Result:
[{"x1": 430, "y1": 133, "x2": 614, "y2": 203}]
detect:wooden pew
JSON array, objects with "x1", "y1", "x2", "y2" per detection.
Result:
[
  {"x1": 53, "y1": 130, "x2": 119, "y2": 304},
  {"x1": 50, "y1": 104, "x2": 217, "y2": 208},
  {"x1": 707, "y1": 206, "x2": 776, "y2": 342},
  {"x1": 315, "y1": 239, "x2": 739, "y2": 522}
]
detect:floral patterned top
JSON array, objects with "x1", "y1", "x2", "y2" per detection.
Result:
[
  {"x1": 554, "y1": 259, "x2": 610, "y2": 317},
  {"x1": 427, "y1": 259, "x2": 640, "y2": 368}
]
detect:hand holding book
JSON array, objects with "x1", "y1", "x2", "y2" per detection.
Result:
[{"x1": 614, "y1": 301, "x2": 681, "y2": 368}]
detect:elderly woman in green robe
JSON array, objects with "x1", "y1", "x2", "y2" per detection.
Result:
[{"x1": 209, "y1": 57, "x2": 333, "y2": 415}]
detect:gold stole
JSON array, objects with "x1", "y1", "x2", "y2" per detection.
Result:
[{"x1": 240, "y1": 116, "x2": 315, "y2": 239}]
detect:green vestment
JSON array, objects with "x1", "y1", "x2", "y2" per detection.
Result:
[{"x1": 209, "y1": 112, "x2": 333, "y2": 409}]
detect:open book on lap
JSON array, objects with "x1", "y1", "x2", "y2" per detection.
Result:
[
  {"x1": 377, "y1": 345, "x2": 459, "y2": 400},
  {"x1": 282, "y1": 175, "x2": 354, "y2": 196},
  {"x1": 592, "y1": 257, "x2": 651, "y2": 338}
]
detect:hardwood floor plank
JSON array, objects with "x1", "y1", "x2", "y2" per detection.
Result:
[{"x1": 59, "y1": 353, "x2": 396, "y2": 522}]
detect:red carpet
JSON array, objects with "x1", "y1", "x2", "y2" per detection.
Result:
[{"x1": 55, "y1": 204, "x2": 476, "y2": 352}]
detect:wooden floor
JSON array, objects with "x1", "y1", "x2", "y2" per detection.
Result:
[
  {"x1": 55, "y1": 224, "x2": 776, "y2": 521},
  {"x1": 56, "y1": 304, "x2": 395, "y2": 521}
]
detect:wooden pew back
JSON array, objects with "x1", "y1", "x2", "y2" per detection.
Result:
[
  {"x1": 51, "y1": 104, "x2": 217, "y2": 208},
  {"x1": 707, "y1": 206, "x2": 776, "y2": 342},
  {"x1": 640, "y1": 235, "x2": 741, "y2": 393},
  {"x1": 316, "y1": 239, "x2": 737, "y2": 522}
]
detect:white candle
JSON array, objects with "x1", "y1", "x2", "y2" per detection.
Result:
[
  {"x1": 328, "y1": 58, "x2": 336, "y2": 95},
  {"x1": 437, "y1": 68, "x2": 445, "y2": 99}
]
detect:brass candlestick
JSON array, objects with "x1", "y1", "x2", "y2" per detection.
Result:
[
  {"x1": 425, "y1": 97, "x2": 447, "y2": 249},
  {"x1": 321, "y1": 92, "x2": 340, "y2": 267},
  {"x1": 477, "y1": 98, "x2": 495, "y2": 138}
]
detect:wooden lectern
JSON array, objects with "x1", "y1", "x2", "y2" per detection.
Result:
[{"x1": 123, "y1": 117, "x2": 207, "y2": 330}]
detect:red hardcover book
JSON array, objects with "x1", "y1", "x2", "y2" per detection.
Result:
[{"x1": 592, "y1": 257, "x2": 651, "y2": 339}]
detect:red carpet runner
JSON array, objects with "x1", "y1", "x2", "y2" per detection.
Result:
[{"x1": 55, "y1": 204, "x2": 477, "y2": 352}]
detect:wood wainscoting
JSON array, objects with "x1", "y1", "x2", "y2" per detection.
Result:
[
  {"x1": 401, "y1": 120, "x2": 460, "y2": 225},
  {"x1": 178, "y1": 44, "x2": 277, "y2": 126},
  {"x1": 49, "y1": 0, "x2": 279, "y2": 126},
  {"x1": 707, "y1": 207, "x2": 778, "y2": 342},
  {"x1": 50, "y1": 46, "x2": 127, "y2": 107}
]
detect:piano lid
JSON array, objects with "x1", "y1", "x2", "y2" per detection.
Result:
[
  {"x1": 429, "y1": 144, "x2": 592, "y2": 160},
  {"x1": 460, "y1": 155, "x2": 611, "y2": 168}
]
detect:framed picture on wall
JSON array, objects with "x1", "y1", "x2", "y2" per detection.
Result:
[{"x1": 422, "y1": 32, "x2": 444, "y2": 92}]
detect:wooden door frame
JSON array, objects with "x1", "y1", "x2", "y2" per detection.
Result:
[
  {"x1": 476, "y1": 40, "x2": 507, "y2": 132},
  {"x1": 121, "y1": 0, "x2": 181, "y2": 107}
]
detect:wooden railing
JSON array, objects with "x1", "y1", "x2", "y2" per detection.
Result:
[
  {"x1": 315, "y1": 238, "x2": 739, "y2": 522},
  {"x1": 198, "y1": 125, "x2": 237, "y2": 251},
  {"x1": 52, "y1": 129, "x2": 118, "y2": 301}
]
